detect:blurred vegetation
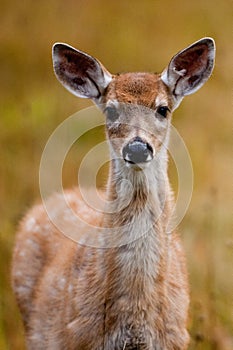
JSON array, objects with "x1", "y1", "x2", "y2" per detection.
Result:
[{"x1": 0, "y1": 0, "x2": 232, "y2": 349}]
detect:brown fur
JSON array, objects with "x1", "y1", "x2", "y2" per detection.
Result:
[
  {"x1": 12, "y1": 38, "x2": 215, "y2": 349},
  {"x1": 13, "y1": 185, "x2": 189, "y2": 349},
  {"x1": 104, "y1": 73, "x2": 172, "y2": 108},
  {"x1": 12, "y1": 75, "x2": 190, "y2": 349}
]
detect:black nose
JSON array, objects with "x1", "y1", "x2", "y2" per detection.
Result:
[{"x1": 122, "y1": 137, "x2": 153, "y2": 164}]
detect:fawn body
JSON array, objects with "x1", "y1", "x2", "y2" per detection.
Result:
[{"x1": 12, "y1": 38, "x2": 215, "y2": 349}]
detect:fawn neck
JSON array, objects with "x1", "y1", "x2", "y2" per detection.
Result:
[
  {"x1": 103, "y1": 142, "x2": 171, "y2": 263},
  {"x1": 102, "y1": 152, "x2": 170, "y2": 319}
]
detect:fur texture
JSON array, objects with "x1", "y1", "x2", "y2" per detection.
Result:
[{"x1": 12, "y1": 38, "x2": 215, "y2": 349}]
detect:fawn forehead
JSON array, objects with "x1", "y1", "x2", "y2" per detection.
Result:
[{"x1": 105, "y1": 72, "x2": 172, "y2": 108}]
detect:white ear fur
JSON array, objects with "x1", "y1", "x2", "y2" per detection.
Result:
[
  {"x1": 161, "y1": 38, "x2": 215, "y2": 101},
  {"x1": 52, "y1": 43, "x2": 112, "y2": 100}
]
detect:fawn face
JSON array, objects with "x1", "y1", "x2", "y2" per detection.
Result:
[
  {"x1": 102, "y1": 73, "x2": 173, "y2": 167},
  {"x1": 52, "y1": 38, "x2": 215, "y2": 168}
]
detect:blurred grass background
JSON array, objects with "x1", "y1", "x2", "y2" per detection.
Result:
[{"x1": 0, "y1": 0, "x2": 232, "y2": 349}]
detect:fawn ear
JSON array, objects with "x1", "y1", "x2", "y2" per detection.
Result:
[
  {"x1": 161, "y1": 38, "x2": 215, "y2": 99},
  {"x1": 52, "y1": 43, "x2": 112, "y2": 100}
]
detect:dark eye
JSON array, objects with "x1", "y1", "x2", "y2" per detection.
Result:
[
  {"x1": 157, "y1": 106, "x2": 170, "y2": 118},
  {"x1": 104, "y1": 106, "x2": 119, "y2": 122}
]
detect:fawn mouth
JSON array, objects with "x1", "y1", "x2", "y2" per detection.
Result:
[
  {"x1": 123, "y1": 158, "x2": 153, "y2": 171},
  {"x1": 124, "y1": 155, "x2": 153, "y2": 165}
]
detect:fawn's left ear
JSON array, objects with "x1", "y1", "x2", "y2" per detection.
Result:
[
  {"x1": 161, "y1": 38, "x2": 215, "y2": 100},
  {"x1": 52, "y1": 43, "x2": 112, "y2": 100}
]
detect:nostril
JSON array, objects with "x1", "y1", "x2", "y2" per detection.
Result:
[
  {"x1": 146, "y1": 143, "x2": 153, "y2": 155},
  {"x1": 122, "y1": 140, "x2": 153, "y2": 164}
]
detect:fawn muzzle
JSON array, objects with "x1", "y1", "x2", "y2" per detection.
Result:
[{"x1": 122, "y1": 137, "x2": 153, "y2": 164}]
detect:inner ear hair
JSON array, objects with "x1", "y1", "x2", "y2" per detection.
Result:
[
  {"x1": 52, "y1": 43, "x2": 112, "y2": 100},
  {"x1": 161, "y1": 38, "x2": 215, "y2": 97}
]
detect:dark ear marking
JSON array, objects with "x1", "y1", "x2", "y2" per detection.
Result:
[
  {"x1": 52, "y1": 43, "x2": 112, "y2": 100},
  {"x1": 161, "y1": 38, "x2": 215, "y2": 99}
]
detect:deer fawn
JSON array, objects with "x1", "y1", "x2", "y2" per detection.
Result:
[{"x1": 12, "y1": 38, "x2": 215, "y2": 349}]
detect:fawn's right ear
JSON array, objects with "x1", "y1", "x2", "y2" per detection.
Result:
[{"x1": 52, "y1": 43, "x2": 112, "y2": 100}]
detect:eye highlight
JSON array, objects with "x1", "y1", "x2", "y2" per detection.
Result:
[
  {"x1": 104, "y1": 106, "x2": 120, "y2": 122},
  {"x1": 156, "y1": 106, "x2": 170, "y2": 118}
]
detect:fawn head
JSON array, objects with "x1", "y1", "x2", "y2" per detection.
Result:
[{"x1": 52, "y1": 38, "x2": 215, "y2": 169}]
